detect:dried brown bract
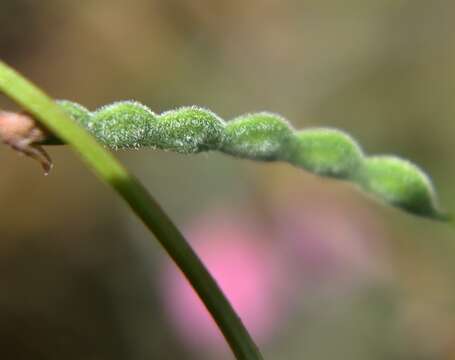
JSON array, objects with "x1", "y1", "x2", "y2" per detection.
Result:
[{"x1": 0, "y1": 111, "x2": 53, "y2": 175}]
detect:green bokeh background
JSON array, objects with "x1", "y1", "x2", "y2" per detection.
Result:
[{"x1": 1, "y1": 1, "x2": 454, "y2": 359}]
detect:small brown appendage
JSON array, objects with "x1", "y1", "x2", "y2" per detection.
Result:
[{"x1": 0, "y1": 111, "x2": 53, "y2": 175}]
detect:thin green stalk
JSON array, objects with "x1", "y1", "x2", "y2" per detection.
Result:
[{"x1": 0, "y1": 60, "x2": 263, "y2": 360}]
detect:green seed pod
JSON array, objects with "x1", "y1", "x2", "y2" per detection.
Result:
[
  {"x1": 91, "y1": 101, "x2": 158, "y2": 149},
  {"x1": 43, "y1": 100, "x2": 92, "y2": 145},
  {"x1": 157, "y1": 106, "x2": 226, "y2": 153},
  {"x1": 223, "y1": 112, "x2": 294, "y2": 160},
  {"x1": 28, "y1": 99, "x2": 448, "y2": 220},
  {"x1": 57, "y1": 100, "x2": 91, "y2": 128},
  {"x1": 360, "y1": 156, "x2": 447, "y2": 220},
  {"x1": 291, "y1": 128, "x2": 364, "y2": 179}
]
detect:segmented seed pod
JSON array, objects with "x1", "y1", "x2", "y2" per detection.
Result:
[
  {"x1": 291, "y1": 128, "x2": 364, "y2": 179},
  {"x1": 359, "y1": 156, "x2": 446, "y2": 220},
  {"x1": 223, "y1": 112, "x2": 294, "y2": 161},
  {"x1": 49, "y1": 99, "x2": 447, "y2": 220}
]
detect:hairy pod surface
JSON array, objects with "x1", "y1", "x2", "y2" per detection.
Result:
[
  {"x1": 54, "y1": 100, "x2": 446, "y2": 220},
  {"x1": 361, "y1": 156, "x2": 446, "y2": 220},
  {"x1": 158, "y1": 107, "x2": 226, "y2": 153},
  {"x1": 291, "y1": 128, "x2": 364, "y2": 179},
  {"x1": 223, "y1": 113, "x2": 294, "y2": 160}
]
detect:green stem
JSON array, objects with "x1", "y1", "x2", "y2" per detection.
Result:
[{"x1": 0, "y1": 60, "x2": 263, "y2": 360}]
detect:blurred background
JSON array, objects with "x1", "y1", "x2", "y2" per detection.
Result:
[{"x1": 1, "y1": 0, "x2": 454, "y2": 359}]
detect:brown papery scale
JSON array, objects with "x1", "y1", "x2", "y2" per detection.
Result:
[{"x1": 0, "y1": 111, "x2": 53, "y2": 175}]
